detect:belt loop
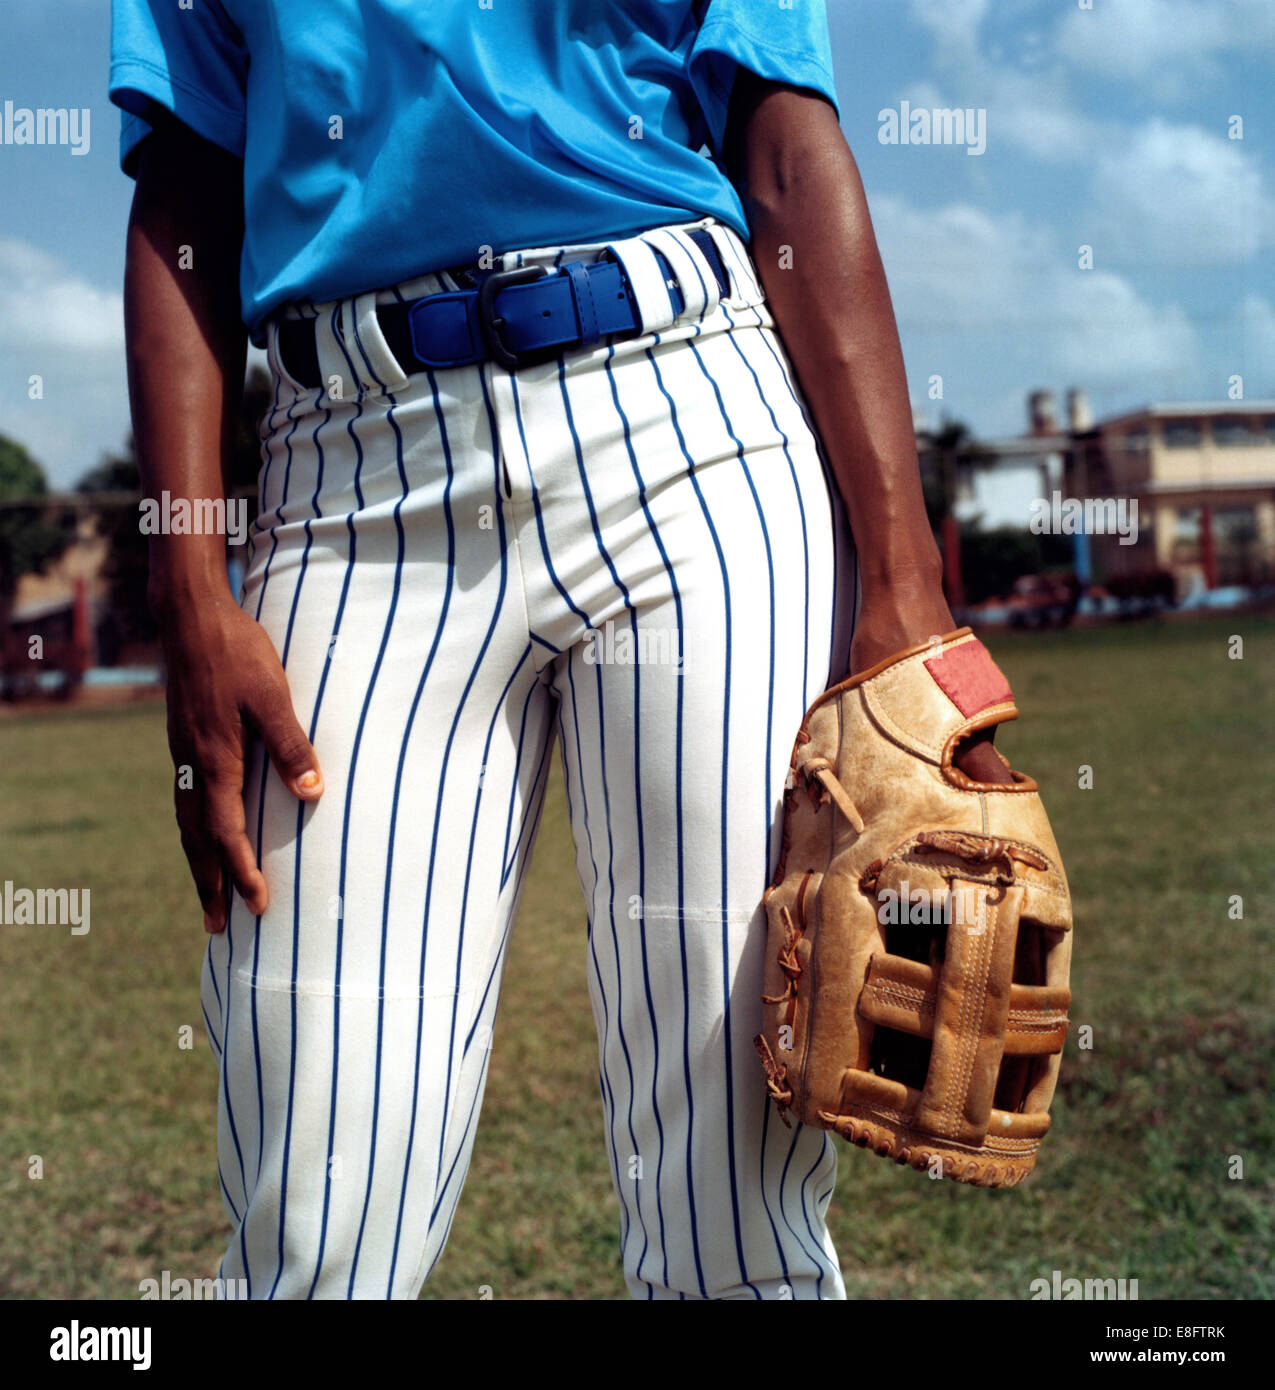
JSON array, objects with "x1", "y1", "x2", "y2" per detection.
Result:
[
  {"x1": 564, "y1": 261, "x2": 601, "y2": 347},
  {"x1": 645, "y1": 226, "x2": 714, "y2": 322},
  {"x1": 314, "y1": 301, "x2": 354, "y2": 404},
  {"x1": 704, "y1": 222, "x2": 747, "y2": 304},
  {"x1": 605, "y1": 235, "x2": 678, "y2": 335},
  {"x1": 346, "y1": 290, "x2": 410, "y2": 393},
  {"x1": 266, "y1": 315, "x2": 302, "y2": 391}
]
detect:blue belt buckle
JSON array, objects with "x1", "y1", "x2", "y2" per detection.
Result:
[{"x1": 476, "y1": 264, "x2": 551, "y2": 370}]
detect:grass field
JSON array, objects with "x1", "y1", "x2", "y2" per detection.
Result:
[{"x1": 1, "y1": 614, "x2": 1271, "y2": 1300}]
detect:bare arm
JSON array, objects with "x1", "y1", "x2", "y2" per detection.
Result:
[
  {"x1": 724, "y1": 72, "x2": 1009, "y2": 780},
  {"x1": 127, "y1": 116, "x2": 248, "y2": 598},
  {"x1": 125, "y1": 116, "x2": 323, "y2": 932}
]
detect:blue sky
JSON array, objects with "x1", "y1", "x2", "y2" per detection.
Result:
[{"x1": 1, "y1": 0, "x2": 1272, "y2": 488}]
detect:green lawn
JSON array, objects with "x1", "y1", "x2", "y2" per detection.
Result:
[{"x1": 1, "y1": 614, "x2": 1271, "y2": 1300}]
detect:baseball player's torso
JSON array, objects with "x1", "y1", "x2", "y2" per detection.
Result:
[{"x1": 195, "y1": 0, "x2": 741, "y2": 339}]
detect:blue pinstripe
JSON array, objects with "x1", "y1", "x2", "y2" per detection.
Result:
[
  {"x1": 300, "y1": 307, "x2": 405, "y2": 1298},
  {"x1": 599, "y1": 343, "x2": 675, "y2": 1294},
  {"x1": 421, "y1": 734, "x2": 555, "y2": 1283},
  {"x1": 351, "y1": 364, "x2": 458, "y2": 1293},
  {"x1": 500, "y1": 683, "x2": 556, "y2": 890},
  {"x1": 558, "y1": 651, "x2": 633, "y2": 1264},
  {"x1": 716, "y1": 244, "x2": 853, "y2": 1293},
  {"x1": 425, "y1": 642, "x2": 532, "y2": 1227},
  {"x1": 388, "y1": 361, "x2": 513, "y2": 1293},
  {"x1": 275, "y1": 385, "x2": 335, "y2": 1299},
  {"x1": 553, "y1": 357, "x2": 654, "y2": 1277},
  {"x1": 714, "y1": 235, "x2": 854, "y2": 679},
  {"x1": 229, "y1": 364, "x2": 312, "y2": 1296},
  {"x1": 640, "y1": 337, "x2": 724, "y2": 1297}
]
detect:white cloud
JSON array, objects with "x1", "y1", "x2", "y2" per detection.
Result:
[
  {"x1": 1091, "y1": 119, "x2": 1275, "y2": 266},
  {"x1": 900, "y1": 9, "x2": 1107, "y2": 165},
  {"x1": 1055, "y1": 0, "x2": 1275, "y2": 87},
  {"x1": 908, "y1": 0, "x2": 990, "y2": 54},
  {"x1": 1233, "y1": 295, "x2": 1275, "y2": 392},
  {"x1": 0, "y1": 238, "x2": 270, "y2": 489},
  {"x1": 983, "y1": 69, "x2": 1103, "y2": 164},
  {"x1": 1049, "y1": 273, "x2": 1197, "y2": 380},
  {"x1": 904, "y1": 0, "x2": 1270, "y2": 166},
  {"x1": 0, "y1": 353, "x2": 131, "y2": 489},
  {"x1": 869, "y1": 194, "x2": 1200, "y2": 406},
  {"x1": 894, "y1": 10, "x2": 1274, "y2": 262},
  {"x1": 0, "y1": 238, "x2": 128, "y2": 487},
  {"x1": 0, "y1": 238, "x2": 123, "y2": 353}
]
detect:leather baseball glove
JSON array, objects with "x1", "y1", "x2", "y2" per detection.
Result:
[{"x1": 755, "y1": 628, "x2": 1072, "y2": 1188}]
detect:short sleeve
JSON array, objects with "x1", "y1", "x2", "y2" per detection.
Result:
[
  {"x1": 688, "y1": 0, "x2": 839, "y2": 155},
  {"x1": 109, "y1": 0, "x2": 248, "y2": 176}
]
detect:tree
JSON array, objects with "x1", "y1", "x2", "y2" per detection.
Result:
[
  {"x1": 922, "y1": 418, "x2": 970, "y2": 531},
  {"x1": 77, "y1": 438, "x2": 153, "y2": 648},
  {"x1": 0, "y1": 435, "x2": 71, "y2": 609},
  {"x1": 926, "y1": 418, "x2": 973, "y2": 609},
  {"x1": 959, "y1": 526, "x2": 1074, "y2": 606},
  {"x1": 76, "y1": 362, "x2": 274, "y2": 650}
]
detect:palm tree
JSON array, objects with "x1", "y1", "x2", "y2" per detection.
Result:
[{"x1": 926, "y1": 418, "x2": 971, "y2": 611}]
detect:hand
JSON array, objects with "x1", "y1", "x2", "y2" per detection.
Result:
[
  {"x1": 158, "y1": 590, "x2": 324, "y2": 933},
  {"x1": 849, "y1": 574, "x2": 1016, "y2": 786},
  {"x1": 849, "y1": 569, "x2": 956, "y2": 677}
]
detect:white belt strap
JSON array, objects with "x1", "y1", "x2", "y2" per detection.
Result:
[
  {"x1": 643, "y1": 226, "x2": 718, "y2": 323},
  {"x1": 705, "y1": 222, "x2": 750, "y2": 302},
  {"x1": 606, "y1": 234, "x2": 678, "y2": 335},
  {"x1": 347, "y1": 290, "x2": 409, "y2": 392},
  {"x1": 314, "y1": 303, "x2": 352, "y2": 403}
]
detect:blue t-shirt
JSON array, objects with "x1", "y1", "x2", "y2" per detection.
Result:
[{"x1": 109, "y1": 0, "x2": 838, "y2": 344}]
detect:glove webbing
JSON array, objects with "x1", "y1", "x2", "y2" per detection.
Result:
[{"x1": 847, "y1": 881, "x2": 1069, "y2": 1144}]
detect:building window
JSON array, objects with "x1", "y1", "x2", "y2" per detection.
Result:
[
  {"x1": 1214, "y1": 420, "x2": 1263, "y2": 447},
  {"x1": 1263, "y1": 418, "x2": 1275, "y2": 445},
  {"x1": 1162, "y1": 420, "x2": 1203, "y2": 448},
  {"x1": 1169, "y1": 507, "x2": 1202, "y2": 567},
  {"x1": 1173, "y1": 508, "x2": 1201, "y2": 544},
  {"x1": 1118, "y1": 425, "x2": 1151, "y2": 453},
  {"x1": 1215, "y1": 506, "x2": 1258, "y2": 546}
]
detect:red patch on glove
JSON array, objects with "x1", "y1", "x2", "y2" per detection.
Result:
[{"x1": 924, "y1": 641, "x2": 1013, "y2": 717}]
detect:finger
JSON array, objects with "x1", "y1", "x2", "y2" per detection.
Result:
[
  {"x1": 174, "y1": 770, "x2": 226, "y2": 931},
  {"x1": 175, "y1": 755, "x2": 263, "y2": 928},
  {"x1": 953, "y1": 730, "x2": 1016, "y2": 785},
  {"x1": 178, "y1": 824, "x2": 229, "y2": 933},
  {"x1": 205, "y1": 777, "x2": 269, "y2": 917},
  {"x1": 249, "y1": 681, "x2": 324, "y2": 799}
]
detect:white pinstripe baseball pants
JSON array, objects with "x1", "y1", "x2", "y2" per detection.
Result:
[{"x1": 203, "y1": 216, "x2": 858, "y2": 1299}]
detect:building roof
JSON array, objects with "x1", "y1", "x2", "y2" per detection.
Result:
[
  {"x1": 952, "y1": 435, "x2": 1072, "y2": 457},
  {"x1": 1098, "y1": 401, "x2": 1275, "y2": 428},
  {"x1": 7, "y1": 594, "x2": 74, "y2": 624}
]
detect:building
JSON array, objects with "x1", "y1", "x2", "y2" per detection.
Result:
[
  {"x1": 2, "y1": 514, "x2": 106, "y2": 697},
  {"x1": 1070, "y1": 402, "x2": 1275, "y2": 595},
  {"x1": 919, "y1": 394, "x2": 1275, "y2": 599}
]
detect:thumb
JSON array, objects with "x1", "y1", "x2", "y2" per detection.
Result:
[
  {"x1": 251, "y1": 683, "x2": 324, "y2": 800},
  {"x1": 953, "y1": 728, "x2": 1015, "y2": 785}
]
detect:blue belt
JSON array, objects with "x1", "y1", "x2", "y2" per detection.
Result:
[{"x1": 278, "y1": 228, "x2": 730, "y2": 385}]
